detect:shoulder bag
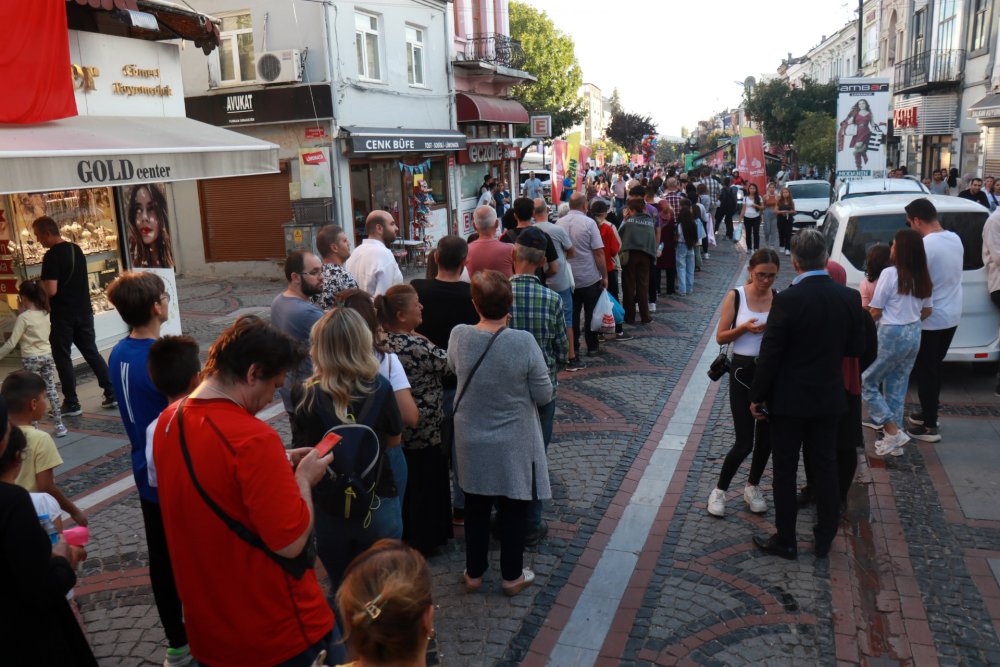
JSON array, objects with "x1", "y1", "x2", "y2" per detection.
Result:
[{"x1": 707, "y1": 289, "x2": 740, "y2": 382}]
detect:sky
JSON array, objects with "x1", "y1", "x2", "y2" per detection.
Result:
[{"x1": 523, "y1": 0, "x2": 860, "y2": 137}]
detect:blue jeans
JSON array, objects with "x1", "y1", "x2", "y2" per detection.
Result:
[
  {"x1": 529, "y1": 399, "x2": 556, "y2": 528},
  {"x1": 862, "y1": 322, "x2": 922, "y2": 428},
  {"x1": 675, "y1": 246, "x2": 695, "y2": 294},
  {"x1": 314, "y1": 492, "x2": 402, "y2": 595},
  {"x1": 386, "y1": 446, "x2": 408, "y2": 500}
]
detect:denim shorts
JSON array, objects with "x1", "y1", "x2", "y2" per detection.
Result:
[{"x1": 557, "y1": 288, "x2": 573, "y2": 326}]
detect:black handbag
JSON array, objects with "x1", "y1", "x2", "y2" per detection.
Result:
[{"x1": 707, "y1": 289, "x2": 740, "y2": 382}]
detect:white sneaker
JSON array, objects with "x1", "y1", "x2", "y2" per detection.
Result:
[
  {"x1": 649, "y1": 303, "x2": 657, "y2": 312},
  {"x1": 55, "y1": 424, "x2": 69, "y2": 438},
  {"x1": 875, "y1": 430, "x2": 909, "y2": 457},
  {"x1": 704, "y1": 252, "x2": 711, "y2": 259},
  {"x1": 743, "y1": 484, "x2": 767, "y2": 513},
  {"x1": 707, "y1": 488, "x2": 726, "y2": 517}
]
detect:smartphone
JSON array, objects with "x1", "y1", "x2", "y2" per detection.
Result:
[{"x1": 315, "y1": 433, "x2": 342, "y2": 457}]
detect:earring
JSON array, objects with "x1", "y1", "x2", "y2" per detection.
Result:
[{"x1": 427, "y1": 628, "x2": 436, "y2": 641}]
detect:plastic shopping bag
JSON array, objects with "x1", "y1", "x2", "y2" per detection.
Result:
[
  {"x1": 608, "y1": 293, "x2": 625, "y2": 325},
  {"x1": 590, "y1": 289, "x2": 616, "y2": 334},
  {"x1": 733, "y1": 221, "x2": 743, "y2": 242}
]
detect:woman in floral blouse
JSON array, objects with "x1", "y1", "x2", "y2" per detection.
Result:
[{"x1": 375, "y1": 284, "x2": 453, "y2": 555}]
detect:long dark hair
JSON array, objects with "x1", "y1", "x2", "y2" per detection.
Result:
[
  {"x1": 892, "y1": 229, "x2": 932, "y2": 299},
  {"x1": 746, "y1": 183, "x2": 762, "y2": 206},
  {"x1": 17, "y1": 279, "x2": 49, "y2": 314},
  {"x1": 677, "y1": 199, "x2": 698, "y2": 249},
  {"x1": 126, "y1": 184, "x2": 174, "y2": 269},
  {"x1": 864, "y1": 243, "x2": 891, "y2": 283}
]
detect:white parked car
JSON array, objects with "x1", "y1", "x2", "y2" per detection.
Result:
[
  {"x1": 822, "y1": 194, "x2": 1000, "y2": 363},
  {"x1": 786, "y1": 179, "x2": 833, "y2": 228},
  {"x1": 837, "y1": 178, "x2": 930, "y2": 201}
]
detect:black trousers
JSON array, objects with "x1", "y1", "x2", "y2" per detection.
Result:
[
  {"x1": 717, "y1": 357, "x2": 771, "y2": 491},
  {"x1": 777, "y1": 216, "x2": 794, "y2": 251},
  {"x1": 745, "y1": 217, "x2": 762, "y2": 251},
  {"x1": 802, "y1": 391, "x2": 862, "y2": 504},
  {"x1": 716, "y1": 208, "x2": 733, "y2": 239},
  {"x1": 622, "y1": 253, "x2": 652, "y2": 324},
  {"x1": 770, "y1": 414, "x2": 840, "y2": 549},
  {"x1": 910, "y1": 326, "x2": 957, "y2": 427},
  {"x1": 139, "y1": 499, "x2": 188, "y2": 649},
  {"x1": 49, "y1": 312, "x2": 113, "y2": 403},
  {"x1": 572, "y1": 280, "x2": 603, "y2": 356},
  {"x1": 464, "y1": 494, "x2": 529, "y2": 581}
]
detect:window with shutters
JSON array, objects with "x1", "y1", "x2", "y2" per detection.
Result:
[{"x1": 198, "y1": 164, "x2": 291, "y2": 262}]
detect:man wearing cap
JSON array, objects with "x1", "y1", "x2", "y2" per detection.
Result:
[
  {"x1": 509, "y1": 226, "x2": 569, "y2": 545},
  {"x1": 500, "y1": 197, "x2": 560, "y2": 286}
]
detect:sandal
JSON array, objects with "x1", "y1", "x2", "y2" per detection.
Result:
[
  {"x1": 501, "y1": 568, "x2": 535, "y2": 597},
  {"x1": 463, "y1": 570, "x2": 482, "y2": 593}
]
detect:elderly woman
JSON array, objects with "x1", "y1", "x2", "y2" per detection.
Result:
[{"x1": 448, "y1": 270, "x2": 552, "y2": 596}]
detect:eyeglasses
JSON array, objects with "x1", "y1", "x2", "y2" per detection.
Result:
[
  {"x1": 159, "y1": 293, "x2": 171, "y2": 303},
  {"x1": 753, "y1": 272, "x2": 777, "y2": 281}
]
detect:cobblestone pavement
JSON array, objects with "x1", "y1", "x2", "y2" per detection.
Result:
[{"x1": 54, "y1": 243, "x2": 1000, "y2": 666}]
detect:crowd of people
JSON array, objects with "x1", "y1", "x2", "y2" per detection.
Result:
[{"x1": 4, "y1": 150, "x2": 1000, "y2": 665}]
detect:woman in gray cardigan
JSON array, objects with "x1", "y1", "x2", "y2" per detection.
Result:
[{"x1": 448, "y1": 270, "x2": 552, "y2": 597}]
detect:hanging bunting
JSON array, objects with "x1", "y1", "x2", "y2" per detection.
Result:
[{"x1": 398, "y1": 159, "x2": 432, "y2": 175}]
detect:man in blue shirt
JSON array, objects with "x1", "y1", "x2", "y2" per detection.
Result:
[
  {"x1": 522, "y1": 171, "x2": 544, "y2": 200},
  {"x1": 270, "y1": 249, "x2": 324, "y2": 411},
  {"x1": 107, "y1": 271, "x2": 191, "y2": 666}
]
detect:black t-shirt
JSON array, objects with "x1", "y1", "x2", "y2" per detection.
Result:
[
  {"x1": 290, "y1": 377, "x2": 403, "y2": 497},
  {"x1": 411, "y1": 279, "x2": 478, "y2": 351},
  {"x1": 499, "y1": 226, "x2": 558, "y2": 285},
  {"x1": 40, "y1": 242, "x2": 91, "y2": 319},
  {"x1": 958, "y1": 189, "x2": 990, "y2": 208}
]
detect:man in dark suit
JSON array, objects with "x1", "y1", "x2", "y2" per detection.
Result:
[{"x1": 748, "y1": 229, "x2": 866, "y2": 559}]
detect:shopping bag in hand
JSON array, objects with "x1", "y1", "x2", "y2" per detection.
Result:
[
  {"x1": 608, "y1": 293, "x2": 625, "y2": 325},
  {"x1": 733, "y1": 222, "x2": 743, "y2": 242},
  {"x1": 590, "y1": 289, "x2": 616, "y2": 334}
]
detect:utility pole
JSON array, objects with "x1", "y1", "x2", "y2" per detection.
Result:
[{"x1": 856, "y1": 0, "x2": 864, "y2": 76}]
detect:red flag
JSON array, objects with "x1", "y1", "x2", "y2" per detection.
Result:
[
  {"x1": 736, "y1": 132, "x2": 767, "y2": 194},
  {"x1": 551, "y1": 140, "x2": 568, "y2": 204},
  {"x1": 0, "y1": 1, "x2": 77, "y2": 123},
  {"x1": 576, "y1": 146, "x2": 591, "y2": 192}
]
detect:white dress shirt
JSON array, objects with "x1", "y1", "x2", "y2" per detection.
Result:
[{"x1": 344, "y1": 238, "x2": 404, "y2": 296}]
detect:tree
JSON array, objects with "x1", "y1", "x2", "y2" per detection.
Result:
[
  {"x1": 592, "y1": 138, "x2": 628, "y2": 161},
  {"x1": 606, "y1": 111, "x2": 657, "y2": 152},
  {"x1": 655, "y1": 139, "x2": 684, "y2": 165},
  {"x1": 608, "y1": 88, "x2": 623, "y2": 116},
  {"x1": 509, "y1": 2, "x2": 585, "y2": 138},
  {"x1": 795, "y1": 112, "x2": 836, "y2": 170},
  {"x1": 743, "y1": 78, "x2": 836, "y2": 147}
]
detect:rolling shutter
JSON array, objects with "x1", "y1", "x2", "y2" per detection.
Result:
[
  {"x1": 198, "y1": 161, "x2": 291, "y2": 262},
  {"x1": 985, "y1": 127, "x2": 1000, "y2": 178}
]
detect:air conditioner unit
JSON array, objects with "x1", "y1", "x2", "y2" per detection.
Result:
[{"x1": 255, "y1": 49, "x2": 303, "y2": 84}]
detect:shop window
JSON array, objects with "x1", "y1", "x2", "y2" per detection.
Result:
[
  {"x1": 217, "y1": 12, "x2": 255, "y2": 85},
  {"x1": 970, "y1": 0, "x2": 990, "y2": 52},
  {"x1": 406, "y1": 25, "x2": 425, "y2": 86},
  {"x1": 355, "y1": 11, "x2": 383, "y2": 81},
  {"x1": 461, "y1": 165, "x2": 487, "y2": 200},
  {"x1": 350, "y1": 164, "x2": 373, "y2": 245}
]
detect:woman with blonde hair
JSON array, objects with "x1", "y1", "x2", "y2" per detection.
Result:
[
  {"x1": 335, "y1": 539, "x2": 435, "y2": 667},
  {"x1": 291, "y1": 307, "x2": 404, "y2": 593}
]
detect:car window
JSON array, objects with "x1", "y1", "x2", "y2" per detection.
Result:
[
  {"x1": 788, "y1": 183, "x2": 832, "y2": 199},
  {"x1": 822, "y1": 212, "x2": 839, "y2": 254},
  {"x1": 842, "y1": 211, "x2": 986, "y2": 271}
]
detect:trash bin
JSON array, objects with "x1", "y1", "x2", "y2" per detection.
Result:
[{"x1": 283, "y1": 222, "x2": 320, "y2": 256}]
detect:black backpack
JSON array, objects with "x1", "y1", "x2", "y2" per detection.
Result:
[{"x1": 309, "y1": 380, "x2": 389, "y2": 523}]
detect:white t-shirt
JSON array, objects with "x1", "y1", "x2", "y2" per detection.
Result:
[
  {"x1": 922, "y1": 230, "x2": 964, "y2": 330},
  {"x1": 477, "y1": 190, "x2": 494, "y2": 207},
  {"x1": 869, "y1": 267, "x2": 932, "y2": 326},
  {"x1": 378, "y1": 352, "x2": 411, "y2": 392},
  {"x1": 30, "y1": 491, "x2": 61, "y2": 521}
]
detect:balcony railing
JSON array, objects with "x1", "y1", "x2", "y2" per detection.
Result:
[
  {"x1": 894, "y1": 49, "x2": 965, "y2": 92},
  {"x1": 462, "y1": 33, "x2": 527, "y2": 70}
]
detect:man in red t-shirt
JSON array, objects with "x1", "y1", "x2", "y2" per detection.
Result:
[
  {"x1": 465, "y1": 205, "x2": 514, "y2": 277},
  {"x1": 154, "y1": 316, "x2": 335, "y2": 667}
]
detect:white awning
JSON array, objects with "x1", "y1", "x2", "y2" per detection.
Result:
[{"x1": 0, "y1": 115, "x2": 278, "y2": 195}]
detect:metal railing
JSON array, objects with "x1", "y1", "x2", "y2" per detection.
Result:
[
  {"x1": 894, "y1": 49, "x2": 965, "y2": 91},
  {"x1": 462, "y1": 33, "x2": 527, "y2": 70}
]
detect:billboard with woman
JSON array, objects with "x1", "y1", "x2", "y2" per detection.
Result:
[
  {"x1": 123, "y1": 183, "x2": 174, "y2": 269},
  {"x1": 836, "y1": 78, "x2": 890, "y2": 182}
]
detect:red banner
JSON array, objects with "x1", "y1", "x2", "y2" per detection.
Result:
[
  {"x1": 0, "y1": 1, "x2": 77, "y2": 123},
  {"x1": 736, "y1": 132, "x2": 767, "y2": 194},
  {"x1": 576, "y1": 146, "x2": 591, "y2": 193},
  {"x1": 551, "y1": 139, "x2": 568, "y2": 204}
]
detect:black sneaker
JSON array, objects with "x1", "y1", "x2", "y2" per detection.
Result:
[
  {"x1": 586, "y1": 348, "x2": 605, "y2": 358},
  {"x1": 908, "y1": 424, "x2": 941, "y2": 443},
  {"x1": 615, "y1": 332, "x2": 635, "y2": 341},
  {"x1": 565, "y1": 357, "x2": 587, "y2": 372},
  {"x1": 61, "y1": 400, "x2": 83, "y2": 417},
  {"x1": 101, "y1": 393, "x2": 118, "y2": 410},
  {"x1": 525, "y1": 521, "x2": 548, "y2": 547},
  {"x1": 906, "y1": 413, "x2": 924, "y2": 427}
]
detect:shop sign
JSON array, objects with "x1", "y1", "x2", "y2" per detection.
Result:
[
  {"x1": 186, "y1": 85, "x2": 334, "y2": 127},
  {"x1": 970, "y1": 106, "x2": 1000, "y2": 120},
  {"x1": 76, "y1": 159, "x2": 172, "y2": 184},
  {"x1": 347, "y1": 133, "x2": 465, "y2": 153},
  {"x1": 530, "y1": 115, "x2": 552, "y2": 138},
  {"x1": 460, "y1": 142, "x2": 519, "y2": 164},
  {"x1": 304, "y1": 126, "x2": 327, "y2": 139},
  {"x1": 894, "y1": 107, "x2": 918, "y2": 128},
  {"x1": 69, "y1": 30, "x2": 184, "y2": 118}
]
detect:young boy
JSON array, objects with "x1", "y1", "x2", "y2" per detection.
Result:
[
  {"x1": 144, "y1": 335, "x2": 201, "y2": 489},
  {"x1": 106, "y1": 271, "x2": 191, "y2": 667},
  {"x1": 0, "y1": 370, "x2": 87, "y2": 526}
]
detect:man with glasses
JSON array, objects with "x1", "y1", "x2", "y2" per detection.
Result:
[{"x1": 270, "y1": 249, "x2": 324, "y2": 412}]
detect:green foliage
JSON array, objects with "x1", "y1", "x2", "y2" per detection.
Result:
[
  {"x1": 509, "y1": 2, "x2": 585, "y2": 138},
  {"x1": 608, "y1": 88, "x2": 623, "y2": 116},
  {"x1": 606, "y1": 112, "x2": 657, "y2": 152},
  {"x1": 592, "y1": 138, "x2": 628, "y2": 159},
  {"x1": 795, "y1": 112, "x2": 836, "y2": 168},
  {"x1": 743, "y1": 78, "x2": 837, "y2": 147},
  {"x1": 655, "y1": 140, "x2": 684, "y2": 165}
]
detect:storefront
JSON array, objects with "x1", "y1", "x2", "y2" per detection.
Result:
[
  {"x1": 339, "y1": 127, "x2": 465, "y2": 248},
  {"x1": 892, "y1": 94, "x2": 959, "y2": 178},
  {"x1": 0, "y1": 29, "x2": 277, "y2": 355},
  {"x1": 968, "y1": 92, "x2": 1000, "y2": 178}
]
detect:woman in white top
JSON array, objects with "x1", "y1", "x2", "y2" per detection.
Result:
[
  {"x1": 863, "y1": 229, "x2": 933, "y2": 457},
  {"x1": 740, "y1": 183, "x2": 764, "y2": 252},
  {"x1": 707, "y1": 249, "x2": 780, "y2": 517}
]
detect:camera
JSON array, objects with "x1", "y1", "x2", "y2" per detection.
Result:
[{"x1": 707, "y1": 352, "x2": 731, "y2": 382}]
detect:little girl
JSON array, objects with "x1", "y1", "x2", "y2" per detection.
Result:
[
  {"x1": 860, "y1": 244, "x2": 892, "y2": 309},
  {"x1": 0, "y1": 280, "x2": 66, "y2": 437}
]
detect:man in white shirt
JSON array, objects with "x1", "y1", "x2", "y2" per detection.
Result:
[
  {"x1": 903, "y1": 198, "x2": 963, "y2": 442},
  {"x1": 558, "y1": 193, "x2": 607, "y2": 367},
  {"x1": 344, "y1": 210, "x2": 404, "y2": 296},
  {"x1": 478, "y1": 182, "x2": 497, "y2": 208}
]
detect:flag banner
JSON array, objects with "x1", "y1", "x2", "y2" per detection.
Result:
[
  {"x1": 736, "y1": 129, "x2": 767, "y2": 194},
  {"x1": 577, "y1": 145, "x2": 591, "y2": 192},
  {"x1": 551, "y1": 139, "x2": 568, "y2": 204},
  {"x1": 566, "y1": 132, "x2": 582, "y2": 195},
  {"x1": 836, "y1": 77, "x2": 889, "y2": 182},
  {"x1": 0, "y1": 0, "x2": 77, "y2": 123}
]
